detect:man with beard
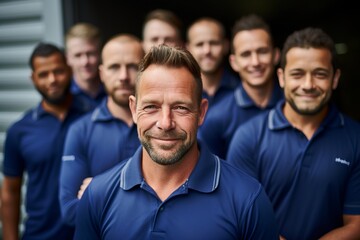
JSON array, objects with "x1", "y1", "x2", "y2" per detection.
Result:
[
  {"x1": 195, "y1": 14, "x2": 283, "y2": 159},
  {"x1": 65, "y1": 23, "x2": 106, "y2": 111},
  {"x1": 227, "y1": 27, "x2": 360, "y2": 239},
  {"x1": 73, "y1": 45, "x2": 280, "y2": 240},
  {"x1": 1, "y1": 43, "x2": 87, "y2": 239},
  {"x1": 59, "y1": 34, "x2": 143, "y2": 226}
]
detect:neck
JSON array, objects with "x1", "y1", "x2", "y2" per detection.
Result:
[
  {"x1": 202, "y1": 68, "x2": 223, "y2": 97},
  {"x1": 74, "y1": 75, "x2": 101, "y2": 98},
  {"x1": 142, "y1": 142, "x2": 199, "y2": 201},
  {"x1": 41, "y1": 94, "x2": 72, "y2": 121},
  {"x1": 242, "y1": 80, "x2": 274, "y2": 108},
  {"x1": 283, "y1": 103, "x2": 329, "y2": 139},
  {"x1": 107, "y1": 98, "x2": 133, "y2": 126}
]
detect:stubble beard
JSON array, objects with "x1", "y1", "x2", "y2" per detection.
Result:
[
  {"x1": 287, "y1": 93, "x2": 331, "y2": 116},
  {"x1": 37, "y1": 83, "x2": 70, "y2": 105},
  {"x1": 141, "y1": 132, "x2": 192, "y2": 166}
]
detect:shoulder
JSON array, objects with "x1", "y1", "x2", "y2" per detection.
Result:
[
  {"x1": 68, "y1": 109, "x2": 97, "y2": 132},
  {"x1": 87, "y1": 161, "x2": 127, "y2": 196},
  {"x1": 342, "y1": 113, "x2": 360, "y2": 129},
  {"x1": 233, "y1": 111, "x2": 269, "y2": 138},
  {"x1": 216, "y1": 160, "x2": 272, "y2": 216},
  {"x1": 219, "y1": 160, "x2": 263, "y2": 197},
  {"x1": 6, "y1": 108, "x2": 35, "y2": 135},
  {"x1": 339, "y1": 114, "x2": 360, "y2": 144}
]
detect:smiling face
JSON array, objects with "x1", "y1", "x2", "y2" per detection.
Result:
[
  {"x1": 129, "y1": 65, "x2": 207, "y2": 165},
  {"x1": 230, "y1": 29, "x2": 278, "y2": 89},
  {"x1": 277, "y1": 47, "x2": 340, "y2": 116}
]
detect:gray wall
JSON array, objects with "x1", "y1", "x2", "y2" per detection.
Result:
[{"x1": 0, "y1": 0, "x2": 64, "y2": 237}]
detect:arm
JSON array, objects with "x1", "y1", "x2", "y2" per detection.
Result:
[
  {"x1": 319, "y1": 215, "x2": 360, "y2": 240},
  {"x1": 59, "y1": 123, "x2": 90, "y2": 226},
  {"x1": 227, "y1": 123, "x2": 258, "y2": 178},
  {"x1": 74, "y1": 183, "x2": 100, "y2": 240},
  {"x1": 1, "y1": 176, "x2": 22, "y2": 240},
  {"x1": 243, "y1": 187, "x2": 280, "y2": 240}
]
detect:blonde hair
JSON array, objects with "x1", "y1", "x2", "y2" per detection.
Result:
[{"x1": 65, "y1": 22, "x2": 102, "y2": 46}]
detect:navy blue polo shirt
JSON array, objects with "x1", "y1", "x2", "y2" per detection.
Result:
[
  {"x1": 202, "y1": 67, "x2": 239, "y2": 108},
  {"x1": 199, "y1": 80, "x2": 283, "y2": 159},
  {"x1": 60, "y1": 97, "x2": 140, "y2": 225},
  {"x1": 74, "y1": 142, "x2": 279, "y2": 240},
  {"x1": 3, "y1": 97, "x2": 87, "y2": 240},
  {"x1": 70, "y1": 78, "x2": 106, "y2": 112},
  {"x1": 227, "y1": 101, "x2": 360, "y2": 239}
]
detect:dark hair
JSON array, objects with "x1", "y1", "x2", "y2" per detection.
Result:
[
  {"x1": 29, "y1": 42, "x2": 66, "y2": 70},
  {"x1": 231, "y1": 14, "x2": 274, "y2": 52},
  {"x1": 136, "y1": 44, "x2": 203, "y2": 104},
  {"x1": 280, "y1": 27, "x2": 338, "y2": 71}
]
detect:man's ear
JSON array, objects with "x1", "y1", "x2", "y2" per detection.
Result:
[
  {"x1": 277, "y1": 68, "x2": 285, "y2": 88},
  {"x1": 273, "y1": 47, "x2": 281, "y2": 66},
  {"x1": 129, "y1": 95, "x2": 137, "y2": 124},
  {"x1": 229, "y1": 54, "x2": 239, "y2": 72},
  {"x1": 198, "y1": 98, "x2": 209, "y2": 126},
  {"x1": 30, "y1": 72, "x2": 35, "y2": 84},
  {"x1": 332, "y1": 69, "x2": 341, "y2": 90}
]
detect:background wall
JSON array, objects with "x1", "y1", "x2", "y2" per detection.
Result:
[{"x1": 0, "y1": 0, "x2": 65, "y2": 237}]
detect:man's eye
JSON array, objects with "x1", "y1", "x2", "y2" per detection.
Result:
[
  {"x1": 108, "y1": 65, "x2": 119, "y2": 70},
  {"x1": 174, "y1": 106, "x2": 190, "y2": 113},
  {"x1": 127, "y1": 64, "x2": 138, "y2": 71},
  {"x1": 314, "y1": 72, "x2": 328, "y2": 79},
  {"x1": 38, "y1": 72, "x2": 48, "y2": 78},
  {"x1": 290, "y1": 72, "x2": 303, "y2": 78},
  {"x1": 143, "y1": 105, "x2": 157, "y2": 112}
]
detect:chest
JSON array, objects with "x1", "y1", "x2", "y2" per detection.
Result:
[{"x1": 257, "y1": 129, "x2": 355, "y2": 193}]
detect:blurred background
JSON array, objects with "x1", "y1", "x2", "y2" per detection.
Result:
[
  {"x1": 0, "y1": 0, "x2": 358, "y2": 237},
  {"x1": 64, "y1": 0, "x2": 360, "y2": 121}
]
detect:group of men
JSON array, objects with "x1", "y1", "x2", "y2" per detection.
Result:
[{"x1": 1, "y1": 8, "x2": 360, "y2": 240}]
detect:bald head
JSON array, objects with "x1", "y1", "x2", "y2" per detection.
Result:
[
  {"x1": 102, "y1": 34, "x2": 144, "y2": 62},
  {"x1": 100, "y1": 34, "x2": 145, "y2": 108}
]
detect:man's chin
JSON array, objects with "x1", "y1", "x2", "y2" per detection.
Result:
[{"x1": 81, "y1": 73, "x2": 98, "y2": 82}]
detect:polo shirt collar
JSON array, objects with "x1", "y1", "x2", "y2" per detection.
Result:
[
  {"x1": 119, "y1": 142, "x2": 220, "y2": 193},
  {"x1": 31, "y1": 103, "x2": 47, "y2": 120},
  {"x1": 90, "y1": 97, "x2": 114, "y2": 122},
  {"x1": 31, "y1": 97, "x2": 83, "y2": 120},
  {"x1": 268, "y1": 100, "x2": 345, "y2": 130},
  {"x1": 319, "y1": 103, "x2": 344, "y2": 128},
  {"x1": 234, "y1": 83, "x2": 253, "y2": 107},
  {"x1": 234, "y1": 80, "x2": 283, "y2": 108}
]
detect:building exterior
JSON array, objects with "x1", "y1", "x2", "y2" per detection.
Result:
[{"x1": 0, "y1": 0, "x2": 64, "y2": 236}]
